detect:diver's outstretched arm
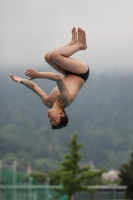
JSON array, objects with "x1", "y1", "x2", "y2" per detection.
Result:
[
  {"x1": 25, "y1": 68, "x2": 63, "y2": 81},
  {"x1": 25, "y1": 69, "x2": 71, "y2": 104},
  {"x1": 10, "y1": 74, "x2": 51, "y2": 107}
]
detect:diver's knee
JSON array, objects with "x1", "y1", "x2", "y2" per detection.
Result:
[
  {"x1": 50, "y1": 51, "x2": 59, "y2": 61},
  {"x1": 44, "y1": 51, "x2": 52, "y2": 62}
]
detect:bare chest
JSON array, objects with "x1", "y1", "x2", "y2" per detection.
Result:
[{"x1": 48, "y1": 75, "x2": 84, "y2": 105}]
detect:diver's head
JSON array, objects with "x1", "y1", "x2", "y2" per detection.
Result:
[{"x1": 47, "y1": 109, "x2": 68, "y2": 129}]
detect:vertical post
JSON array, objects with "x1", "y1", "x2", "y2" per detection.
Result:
[
  {"x1": 71, "y1": 194, "x2": 74, "y2": 200},
  {"x1": 0, "y1": 161, "x2": 3, "y2": 200},
  {"x1": 46, "y1": 177, "x2": 50, "y2": 200},
  {"x1": 113, "y1": 188, "x2": 116, "y2": 199},
  {"x1": 13, "y1": 160, "x2": 17, "y2": 200},
  {"x1": 29, "y1": 177, "x2": 33, "y2": 200},
  {"x1": 94, "y1": 192, "x2": 98, "y2": 200}
]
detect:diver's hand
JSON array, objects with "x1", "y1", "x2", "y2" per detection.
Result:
[
  {"x1": 10, "y1": 74, "x2": 22, "y2": 82},
  {"x1": 25, "y1": 69, "x2": 39, "y2": 80}
]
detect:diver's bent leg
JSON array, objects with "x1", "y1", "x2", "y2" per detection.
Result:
[
  {"x1": 50, "y1": 52, "x2": 88, "y2": 74},
  {"x1": 45, "y1": 52, "x2": 66, "y2": 75},
  {"x1": 44, "y1": 28, "x2": 87, "y2": 74},
  {"x1": 44, "y1": 27, "x2": 77, "y2": 75},
  {"x1": 51, "y1": 28, "x2": 87, "y2": 58}
]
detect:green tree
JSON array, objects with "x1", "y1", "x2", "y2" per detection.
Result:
[
  {"x1": 50, "y1": 133, "x2": 104, "y2": 200},
  {"x1": 29, "y1": 171, "x2": 47, "y2": 184},
  {"x1": 119, "y1": 150, "x2": 133, "y2": 200}
]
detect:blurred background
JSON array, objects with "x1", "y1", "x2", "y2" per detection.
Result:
[{"x1": 0, "y1": 0, "x2": 133, "y2": 173}]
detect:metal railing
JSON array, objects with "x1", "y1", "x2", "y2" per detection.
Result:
[
  {"x1": 0, "y1": 160, "x2": 127, "y2": 200},
  {"x1": 0, "y1": 184, "x2": 127, "y2": 200},
  {"x1": 0, "y1": 184, "x2": 67, "y2": 200}
]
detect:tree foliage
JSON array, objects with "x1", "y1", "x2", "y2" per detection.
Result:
[
  {"x1": 29, "y1": 171, "x2": 47, "y2": 184},
  {"x1": 50, "y1": 133, "x2": 104, "y2": 200},
  {"x1": 119, "y1": 150, "x2": 133, "y2": 200}
]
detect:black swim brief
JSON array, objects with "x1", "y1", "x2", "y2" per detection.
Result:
[{"x1": 65, "y1": 67, "x2": 89, "y2": 82}]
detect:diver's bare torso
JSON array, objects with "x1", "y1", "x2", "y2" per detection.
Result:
[{"x1": 45, "y1": 74, "x2": 84, "y2": 108}]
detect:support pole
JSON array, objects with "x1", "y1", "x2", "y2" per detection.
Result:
[
  {"x1": 29, "y1": 177, "x2": 33, "y2": 200},
  {"x1": 46, "y1": 177, "x2": 50, "y2": 200},
  {"x1": 0, "y1": 161, "x2": 3, "y2": 200},
  {"x1": 12, "y1": 160, "x2": 17, "y2": 200}
]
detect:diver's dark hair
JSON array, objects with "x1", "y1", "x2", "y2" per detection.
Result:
[{"x1": 51, "y1": 110, "x2": 68, "y2": 129}]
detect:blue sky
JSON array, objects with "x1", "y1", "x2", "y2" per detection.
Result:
[{"x1": 1, "y1": 0, "x2": 133, "y2": 74}]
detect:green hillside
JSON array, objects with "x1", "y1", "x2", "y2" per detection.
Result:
[{"x1": 1, "y1": 68, "x2": 133, "y2": 172}]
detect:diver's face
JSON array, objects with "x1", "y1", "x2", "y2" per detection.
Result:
[{"x1": 47, "y1": 110, "x2": 63, "y2": 126}]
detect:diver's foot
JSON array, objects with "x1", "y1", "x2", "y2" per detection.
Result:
[
  {"x1": 70, "y1": 27, "x2": 77, "y2": 45},
  {"x1": 77, "y1": 28, "x2": 87, "y2": 50}
]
